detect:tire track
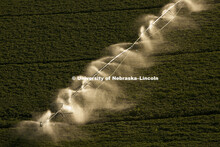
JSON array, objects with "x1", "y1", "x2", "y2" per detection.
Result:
[
  {"x1": 87, "y1": 111, "x2": 220, "y2": 125},
  {"x1": 153, "y1": 50, "x2": 219, "y2": 57},
  {"x1": 0, "y1": 58, "x2": 95, "y2": 66},
  {"x1": 0, "y1": 50, "x2": 218, "y2": 66},
  {"x1": 0, "y1": 5, "x2": 162, "y2": 18}
]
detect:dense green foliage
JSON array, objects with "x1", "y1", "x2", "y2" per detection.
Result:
[{"x1": 0, "y1": 0, "x2": 219, "y2": 146}]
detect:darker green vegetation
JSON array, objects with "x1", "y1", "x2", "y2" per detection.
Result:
[{"x1": 0, "y1": 0, "x2": 219, "y2": 146}]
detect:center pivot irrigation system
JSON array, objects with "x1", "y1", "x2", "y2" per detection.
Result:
[{"x1": 40, "y1": 0, "x2": 184, "y2": 127}]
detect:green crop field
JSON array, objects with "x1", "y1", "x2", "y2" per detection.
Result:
[{"x1": 0, "y1": 0, "x2": 219, "y2": 146}]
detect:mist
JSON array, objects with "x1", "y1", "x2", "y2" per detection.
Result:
[{"x1": 16, "y1": 0, "x2": 207, "y2": 141}]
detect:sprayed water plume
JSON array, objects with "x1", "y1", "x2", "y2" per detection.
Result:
[
  {"x1": 17, "y1": 0, "x2": 207, "y2": 141},
  {"x1": 17, "y1": 110, "x2": 88, "y2": 141}
]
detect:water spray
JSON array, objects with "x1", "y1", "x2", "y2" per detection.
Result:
[
  {"x1": 17, "y1": 0, "x2": 207, "y2": 140},
  {"x1": 39, "y1": 0, "x2": 185, "y2": 127}
]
